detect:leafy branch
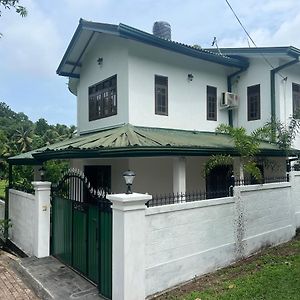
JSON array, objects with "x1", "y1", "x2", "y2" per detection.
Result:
[{"x1": 0, "y1": 0, "x2": 27, "y2": 17}]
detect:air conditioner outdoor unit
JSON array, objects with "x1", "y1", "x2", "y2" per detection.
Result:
[{"x1": 221, "y1": 92, "x2": 239, "y2": 108}]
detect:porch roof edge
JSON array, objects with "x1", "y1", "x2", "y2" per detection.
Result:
[
  {"x1": 8, "y1": 124, "x2": 296, "y2": 165},
  {"x1": 31, "y1": 146, "x2": 289, "y2": 161}
]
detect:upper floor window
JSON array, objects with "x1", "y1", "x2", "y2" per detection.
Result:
[
  {"x1": 88, "y1": 75, "x2": 117, "y2": 121},
  {"x1": 247, "y1": 84, "x2": 260, "y2": 121},
  {"x1": 207, "y1": 86, "x2": 217, "y2": 121},
  {"x1": 293, "y1": 83, "x2": 300, "y2": 117},
  {"x1": 155, "y1": 75, "x2": 168, "y2": 115}
]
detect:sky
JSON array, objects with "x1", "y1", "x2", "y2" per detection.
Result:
[{"x1": 1, "y1": 0, "x2": 300, "y2": 126}]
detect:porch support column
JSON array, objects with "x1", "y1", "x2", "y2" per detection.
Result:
[
  {"x1": 233, "y1": 157, "x2": 244, "y2": 182},
  {"x1": 32, "y1": 181, "x2": 51, "y2": 258},
  {"x1": 173, "y1": 157, "x2": 186, "y2": 195},
  {"x1": 107, "y1": 193, "x2": 152, "y2": 300}
]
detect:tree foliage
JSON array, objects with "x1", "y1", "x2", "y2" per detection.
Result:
[
  {"x1": 205, "y1": 117, "x2": 300, "y2": 181},
  {"x1": 0, "y1": 101, "x2": 75, "y2": 181},
  {"x1": 0, "y1": 0, "x2": 27, "y2": 17}
]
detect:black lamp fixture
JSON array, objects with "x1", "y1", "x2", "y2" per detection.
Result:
[
  {"x1": 97, "y1": 57, "x2": 103, "y2": 66},
  {"x1": 187, "y1": 73, "x2": 194, "y2": 81},
  {"x1": 39, "y1": 166, "x2": 46, "y2": 181},
  {"x1": 122, "y1": 170, "x2": 136, "y2": 194}
]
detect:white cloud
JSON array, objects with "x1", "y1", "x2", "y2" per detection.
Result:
[
  {"x1": 0, "y1": 0, "x2": 63, "y2": 77},
  {"x1": 218, "y1": 1, "x2": 300, "y2": 48}
]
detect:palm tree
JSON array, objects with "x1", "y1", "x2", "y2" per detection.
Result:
[
  {"x1": 14, "y1": 125, "x2": 33, "y2": 153},
  {"x1": 43, "y1": 129, "x2": 60, "y2": 145}
]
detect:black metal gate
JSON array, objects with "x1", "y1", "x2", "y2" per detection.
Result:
[{"x1": 51, "y1": 169, "x2": 112, "y2": 299}]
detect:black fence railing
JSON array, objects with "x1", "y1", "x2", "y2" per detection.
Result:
[
  {"x1": 146, "y1": 190, "x2": 230, "y2": 207},
  {"x1": 146, "y1": 176, "x2": 289, "y2": 208},
  {"x1": 234, "y1": 176, "x2": 289, "y2": 186}
]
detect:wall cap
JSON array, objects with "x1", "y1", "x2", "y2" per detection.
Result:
[
  {"x1": 108, "y1": 193, "x2": 152, "y2": 211},
  {"x1": 31, "y1": 181, "x2": 51, "y2": 190}
]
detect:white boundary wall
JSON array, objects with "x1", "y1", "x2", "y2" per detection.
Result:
[
  {"x1": 145, "y1": 197, "x2": 236, "y2": 296},
  {"x1": 145, "y1": 172, "x2": 300, "y2": 297},
  {"x1": 8, "y1": 182, "x2": 51, "y2": 258},
  {"x1": 290, "y1": 171, "x2": 300, "y2": 228},
  {"x1": 9, "y1": 189, "x2": 35, "y2": 255},
  {"x1": 0, "y1": 200, "x2": 4, "y2": 220}
]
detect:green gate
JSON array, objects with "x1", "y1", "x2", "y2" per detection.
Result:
[{"x1": 51, "y1": 169, "x2": 112, "y2": 299}]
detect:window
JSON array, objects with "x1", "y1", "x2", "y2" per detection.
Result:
[
  {"x1": 155, "y1": 75, "x2": 168, "y2": 115},
  {"x1": 88, "y1": 75, "x2": 117, "y2": 121},
  {"x1": 207, "y1": 86, "x2": 217, "y2": 121},
  {"x1": 293, "y1": 83, "x2": 300, "y2": 117},
  {"x1": 247, "y1": 84, "x2": 260, "y2": 121}
]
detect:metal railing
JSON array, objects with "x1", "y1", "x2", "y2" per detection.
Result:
[
  {"x1": 146, "y1": 190, "x2": 230, "y2": 207},
  {"x1": 146, "y1": 176, "x2": 289, "y2": 208},
  {"x1": 234, "y1": 176, "x2": 289, "y2": 186}
]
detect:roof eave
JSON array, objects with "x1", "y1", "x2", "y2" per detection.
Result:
[
  {"x1": 57, "y1": 20, "x2": 248, "y2": 77},
  {"x1": 207, "y1": 46, "x2": 300, "y2": 59},
  {"x1": 30, "y1": 146, "x2": 288, "y2": 161}
]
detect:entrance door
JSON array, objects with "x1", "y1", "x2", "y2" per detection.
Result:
[
  {"x1": 84, "y1": 166, "x2": 111, "y2": 203},
  {"x1": 206, "y1": 165, "x2": 233, "y2": 198}
]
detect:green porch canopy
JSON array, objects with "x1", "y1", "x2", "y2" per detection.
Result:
[{"x1": 8, "y1": 124, "x2": 294, "y2": 165}]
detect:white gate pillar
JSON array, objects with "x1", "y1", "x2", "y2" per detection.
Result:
[
  {"x1": 32, "y1": 181, "x2": 51, "y2": 258},
  {"x1": 107, "y1": 193, "x2": 152, "y2": 300},
  {"x1": 173, "y1": 156, "x2": 186, "y2": 195}
]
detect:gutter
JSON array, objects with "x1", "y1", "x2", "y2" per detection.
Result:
[
  {"x1": 270, "y1": 58, "x2": 300, "y2": 123},
  {"x1": 227, "y1": 67, "x2": 248, "y2": 126}
]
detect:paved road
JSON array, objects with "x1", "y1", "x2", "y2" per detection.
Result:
[{"x1": 0, "y1": 250, "x2": 39, "y2": 300}]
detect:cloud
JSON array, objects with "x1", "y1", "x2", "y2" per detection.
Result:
[
  {"x1": 218, "y1": 1, "x2": 300, "y2": 48},
  {"x1": 0, "y1": 0, "x2": 63, "y2": 77}
]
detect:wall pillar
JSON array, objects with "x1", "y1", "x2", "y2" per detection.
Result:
[
  {"x1": 107, "y1": 193, "x2": 152, "y2": 300},
  {"x1": 32, "y1": 181, "x2": 51, "y2": 258},
  {"x1": 289, "y1": 171, "x2": 300, "y2": 229},
  {"x1": 173, "y1": 157, "x2": 186, "y2": 195}
]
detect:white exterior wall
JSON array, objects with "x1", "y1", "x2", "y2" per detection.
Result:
[
  {"x1": 70, "y1": 158, "x2": 129, "y2": 193},
  {"x1": 77, "y1": 34, "x2": 129, "y2": 134},
  {"x1": 127, "y1": 41, "x2": 234, "y2": 131},
  {"x1": 232, "y1": 58, "x2": 278, "y2": 132},
  {"x1": 70, "y1": 156, "x2": 286, "y2": 196},
  {"x1": 9, "y1": 189, "x2": 35, "y2": 255},
  {"x1": 128, "y1": 157, "x2": 173, "y2": 195},
  {"x1": 277, "y1": 64, "x2": 300, "y2": 149}
]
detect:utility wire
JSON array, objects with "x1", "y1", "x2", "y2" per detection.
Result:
[{"x1": 225, "y1": 0, "x2": 285, "y2": 79}]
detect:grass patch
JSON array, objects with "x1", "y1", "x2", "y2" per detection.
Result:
[
  {"x1": 154, "y1": 235, "x2": 300, "y2": 300},
  {"x1": 0, "y1": 180, "x2": 7, "y2": 200}
]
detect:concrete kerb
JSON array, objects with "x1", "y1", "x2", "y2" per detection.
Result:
[{"x1": 10, "y1": 257, "x2": 53, "y2": 300}]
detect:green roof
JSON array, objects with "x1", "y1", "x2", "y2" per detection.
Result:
[{"x1": 8, "y1": 124, "x2": 292, "y2": 165}]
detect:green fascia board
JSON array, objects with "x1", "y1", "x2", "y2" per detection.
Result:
[
  {"x1": 207, "y1": 46, "x2": 300, "y2": 58},
  {"x1": 57, "y1": 19, "x2": 248, "y2": 76},
  {"x1": 8, "y1": 124, "x2": 292, "y2": 165},
  {"x1": 31, "y1": 147, "x2": 288, "y2": 161}
]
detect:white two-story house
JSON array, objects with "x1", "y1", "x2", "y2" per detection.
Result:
[
  {"x1": 10, "y1": 20, "x2": 299, "y2": 196},
  {"x1": 7, "y1": 20, "x2": 300, "y2": 299}
]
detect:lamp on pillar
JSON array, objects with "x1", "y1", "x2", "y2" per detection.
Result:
[
  {"x1": 39, "y1": 166, "x2": 46, "y2": 181},
  {"x1": 122, "y1": 170, "x2": 136, "y2": 194}
]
